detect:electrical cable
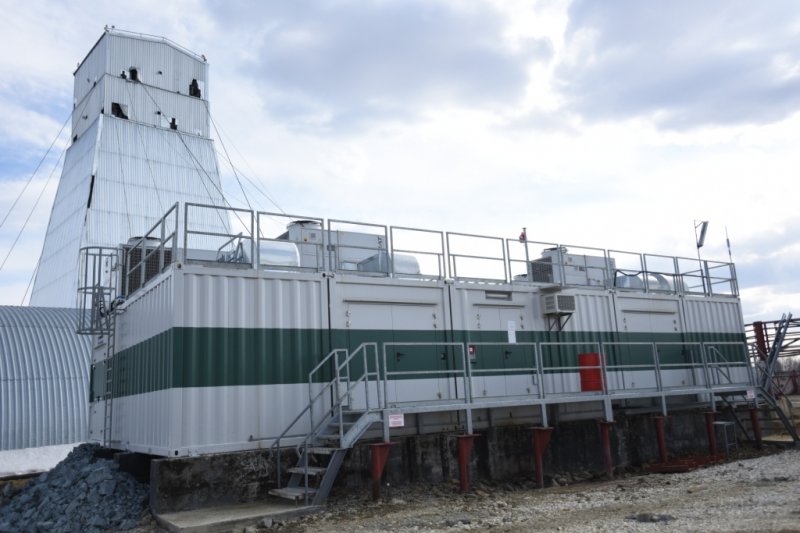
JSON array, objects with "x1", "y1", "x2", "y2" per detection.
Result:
[
  {"x1": 204, "y1": 102, "x2": 286, "y2": 215},
  {"x1": 112, "y1": 119, "x2": 134, "y2": 238},
  {"x1": 0, "y1": 147, "x2": 64, "y2": 272},
  {"x1": 0, "y1": 111, "x2": 71, "y2": 230},
  {"x1": 139, "y1": 83, "x2": 234, "y2": 234},
  {"x1": 125, "y1": 82, "x2": 165, "y2": 214},
  {"x1": 207, "y1": 106, "x2": 252, "y2": 212},
  {"x1": 21, "y1": 253, "x2": 40, "y2": 305}
]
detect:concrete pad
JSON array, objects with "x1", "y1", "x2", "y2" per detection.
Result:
[{"x1": 155, "y1": 501, "x2": 321, "y2": 533}]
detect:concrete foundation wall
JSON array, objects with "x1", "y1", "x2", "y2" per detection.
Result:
[{"x1": 148, "y1": 410, "x2": 712, "y2": 513}]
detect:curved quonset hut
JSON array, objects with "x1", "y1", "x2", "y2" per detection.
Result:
[{"x1": 0, "y1": 306, "x2": 90, "y2": 450}]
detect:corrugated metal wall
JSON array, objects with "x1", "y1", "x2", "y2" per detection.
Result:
[
  {"x1": 0, "y1": 306, "x2": 91, "y2": 450},
  {"x1": 30, "y1": 124, "x2": 99, "y2": 307}
]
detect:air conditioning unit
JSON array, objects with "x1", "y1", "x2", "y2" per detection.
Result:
[{"x1": 543, "y1": 294, "x2": 576, "y2": 315}]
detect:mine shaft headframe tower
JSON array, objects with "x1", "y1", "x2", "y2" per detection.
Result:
[{"x1": 31, "y1": 28, "x2": 226, "y2": 307}]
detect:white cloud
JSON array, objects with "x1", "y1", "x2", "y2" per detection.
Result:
[{"x1": 0, "y1": 0, "x2": 797, "y2": 322}]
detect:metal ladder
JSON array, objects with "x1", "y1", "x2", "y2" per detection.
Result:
[
  {"x1": 267, "y1": 343, "x2": 382, "y2": 506},
  {"x1": 102, "y1": 302, "x2": 118, "y2": 448}
]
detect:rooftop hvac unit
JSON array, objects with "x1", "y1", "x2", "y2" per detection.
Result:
[{"x1": 543, "y1": 294, "x2": 576, "y2": 315}]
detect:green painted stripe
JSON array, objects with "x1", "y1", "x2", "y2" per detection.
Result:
[{"x1": 103, "y1": 328, "x2": 746, "y2": 399}]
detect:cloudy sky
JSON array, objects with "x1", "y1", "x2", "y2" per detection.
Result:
[{"x1": 0, "y1": 0, "x2": 798, "y2": 322}]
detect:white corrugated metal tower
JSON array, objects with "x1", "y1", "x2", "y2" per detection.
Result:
[{"x1": 31, "y1": 29, "x2": 227, "y2": 307}]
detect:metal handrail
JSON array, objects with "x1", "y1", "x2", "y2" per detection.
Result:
[
  {"x1": 124, "y1": 203, "x2": 178, "y2": 295},
  {"x1": 390, "y1": 225, "x2": 446, "y2": 279},
  {"x1": 264, "y1": 342, "x2": 380, "y2": 492},
  {"x1": 183, "y1": 202, "x2": 253, "y2": 266},
  {"x1": 164, "y1": 201, "x2": 738, "y2": 297}
]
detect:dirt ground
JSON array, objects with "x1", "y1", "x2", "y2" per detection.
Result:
[{"x1": 277, "y1": 447, "x2": 800, "y2": 533}]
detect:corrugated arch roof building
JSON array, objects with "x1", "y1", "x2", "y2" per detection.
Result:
[{"x1": 0, "y1": 306, "x2": 91, "y2": 450}]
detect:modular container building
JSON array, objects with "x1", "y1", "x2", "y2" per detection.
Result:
[{"x1": 81, "y1": 204, "x2": 752, "y2": 458}]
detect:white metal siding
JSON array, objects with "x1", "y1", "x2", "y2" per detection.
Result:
[
  {"x1": 116, "y1": 270, "x2": 175, "y2": 353},
  {"x1": 615, "y1": 293, "x2": 681, "y2": 334},
  {"x1": 564, "y1": 291, "x2": 616, "y2": 333},
  {"x1": 0, "y1": 306, "x2": 91, "y2": 450},
  {"x1": 681, "y1": 297, "x2": 745, "y2": 334},
  {"x1": 107, "y1": 384, "x2": 310, "y2": 456},
  {"x1": 106, "y1": 34, "x2": 208, "y2": 98},
  {"x1": 177, "y1": 267, "x2": 325, "y2": 330},
  {"x1": 30, "y1": 123, "x2": 100, "y2": 307},
  {"x1": 73, "y1": 36, "x2": 108, "y2": 109}
]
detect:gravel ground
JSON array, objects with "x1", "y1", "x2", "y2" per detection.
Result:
[
  {"x1": 278, "y1": 448, "x2": 800, "y2": 533},
  {"x1": 2, "y1": 446, "x2": 798, "y2": 532}
]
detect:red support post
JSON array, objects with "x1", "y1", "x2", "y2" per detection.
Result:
[
  {"x1": 532, "y1": 427, "x2": 554, "y2": 489},
  {"x1": 456, "y1": 434, "x2": 478, "y2": 492},
  {"x1": 598, "y1": 421, "x2": 614, "y2": 479},
  {"x1": 704, "y1": 411, "x2": 718, "y2": 460},
  {"x1": 652, "y1": 416, "x2": 668, "y2": 464},
  {"x1": 749, "y1": 407, "x2": 763, "y2": 449},
  {"x1": 369, "y1": 442, "x2": 393, "y2": 500}
]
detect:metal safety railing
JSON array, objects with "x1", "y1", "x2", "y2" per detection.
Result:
[
  {"x1": 77, "y1": 246, "x2": 120, "y2": 335},
  {"x1": 124, "y1": 203, "x2": 178, "y2": 296},
  {"x1": 114, "y1": 202, "x2": 739, "y2": 299},
  {"x1": 375, "y1": 340, "x2": 754, "y2": 408},
  {"x1": 261, "y1": 342, "x2": 381, "y2": 491}
]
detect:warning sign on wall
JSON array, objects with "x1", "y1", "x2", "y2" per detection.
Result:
[
  {"x1": 389, "y1": 413, "x2": 405, "y2": 428},
  {"x1": 507, "y1": 320, "x2": 517, "y2": 344}
]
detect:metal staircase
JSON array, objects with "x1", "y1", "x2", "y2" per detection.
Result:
[
  {"x1": 746, "y1": 314, "x2": 800, "y2": 443},
  {"x1": 267, "y1": 343, "x2": 382, "y2": 506}
]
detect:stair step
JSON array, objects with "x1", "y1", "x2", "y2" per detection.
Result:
[
  {"x1": 316, "y1": 433, "x2": 342, "y2": 441},
  {"x1": 269, "y1": 486, "x2": 317, "y2": 502},
  {"x1": 288, "y1": 466, "x2": 327, "y2": 476},
  {"x1": 308, "y1": 447, "x2": 340, "y2": 455}
]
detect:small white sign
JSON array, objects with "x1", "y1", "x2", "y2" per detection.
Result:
[
  {"x1": 507, "y1": 320, "x2": 517, "y2": 344},
  {"x1": 746, "y1": 389, "x2": 756, "y2": 400},
  {"x1": 388, "y1": 413, "x2": 405, "y2": 428}
]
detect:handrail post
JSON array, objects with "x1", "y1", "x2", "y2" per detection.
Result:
[
  {"x1": 599, "y1": 342, "x2": 609, "y2": 394},
  {"x1": 334, "y1": 349, "x2": 343, "y2": 424},
  {"x1": 250, "y1": 209, "x2": 255, "y2": 269},
  {"x1": 382, "y1": 344, "x2": 389, "y2": 410},
  {"x1": 652, "y1": 343, "x2": 663, "y2": 392},
  {"x1": 536, "y1": 343, "x2": 545, "y2": 400},
  {"x1": 183, "y1": 203, "x2": 189, "y2": 264}
]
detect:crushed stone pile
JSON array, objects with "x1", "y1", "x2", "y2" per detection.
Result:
[{"x1": 0, "y1": 444, "x2": 148, "y2": 533}]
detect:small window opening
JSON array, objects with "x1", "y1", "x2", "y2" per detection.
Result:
[
  {"x1": 87, "y1": 174, "x2": 95, "y2": 208},
  {"x1": 189, "y1": 78, "x2": 201, "y2": 98},
  {"x1": 120, "y1": 70, "x2": 127, "y2": 80},
  {"x1": 169, "y1": 118, "x2": 177, "y2": 130},
  {"x1": 111, "y1": 102, "x2": 129, "y2": 120},
  {"x1": 129, "y1": 68, "x2": 139, "y2": 81}
]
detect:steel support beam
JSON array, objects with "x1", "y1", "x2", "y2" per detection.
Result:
[
  {"x1": 369, "y1": 442, "x2": 393, "y2": 500},
  {"x1": 456, "y1": 434, "x2": 479, "y2": 492},
  {"x1": 532, "y1": 427, "x2": 554, "y2": 489},
  {"x1": 598, "y1": 421, "x2": 614, "y2": 478}
]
